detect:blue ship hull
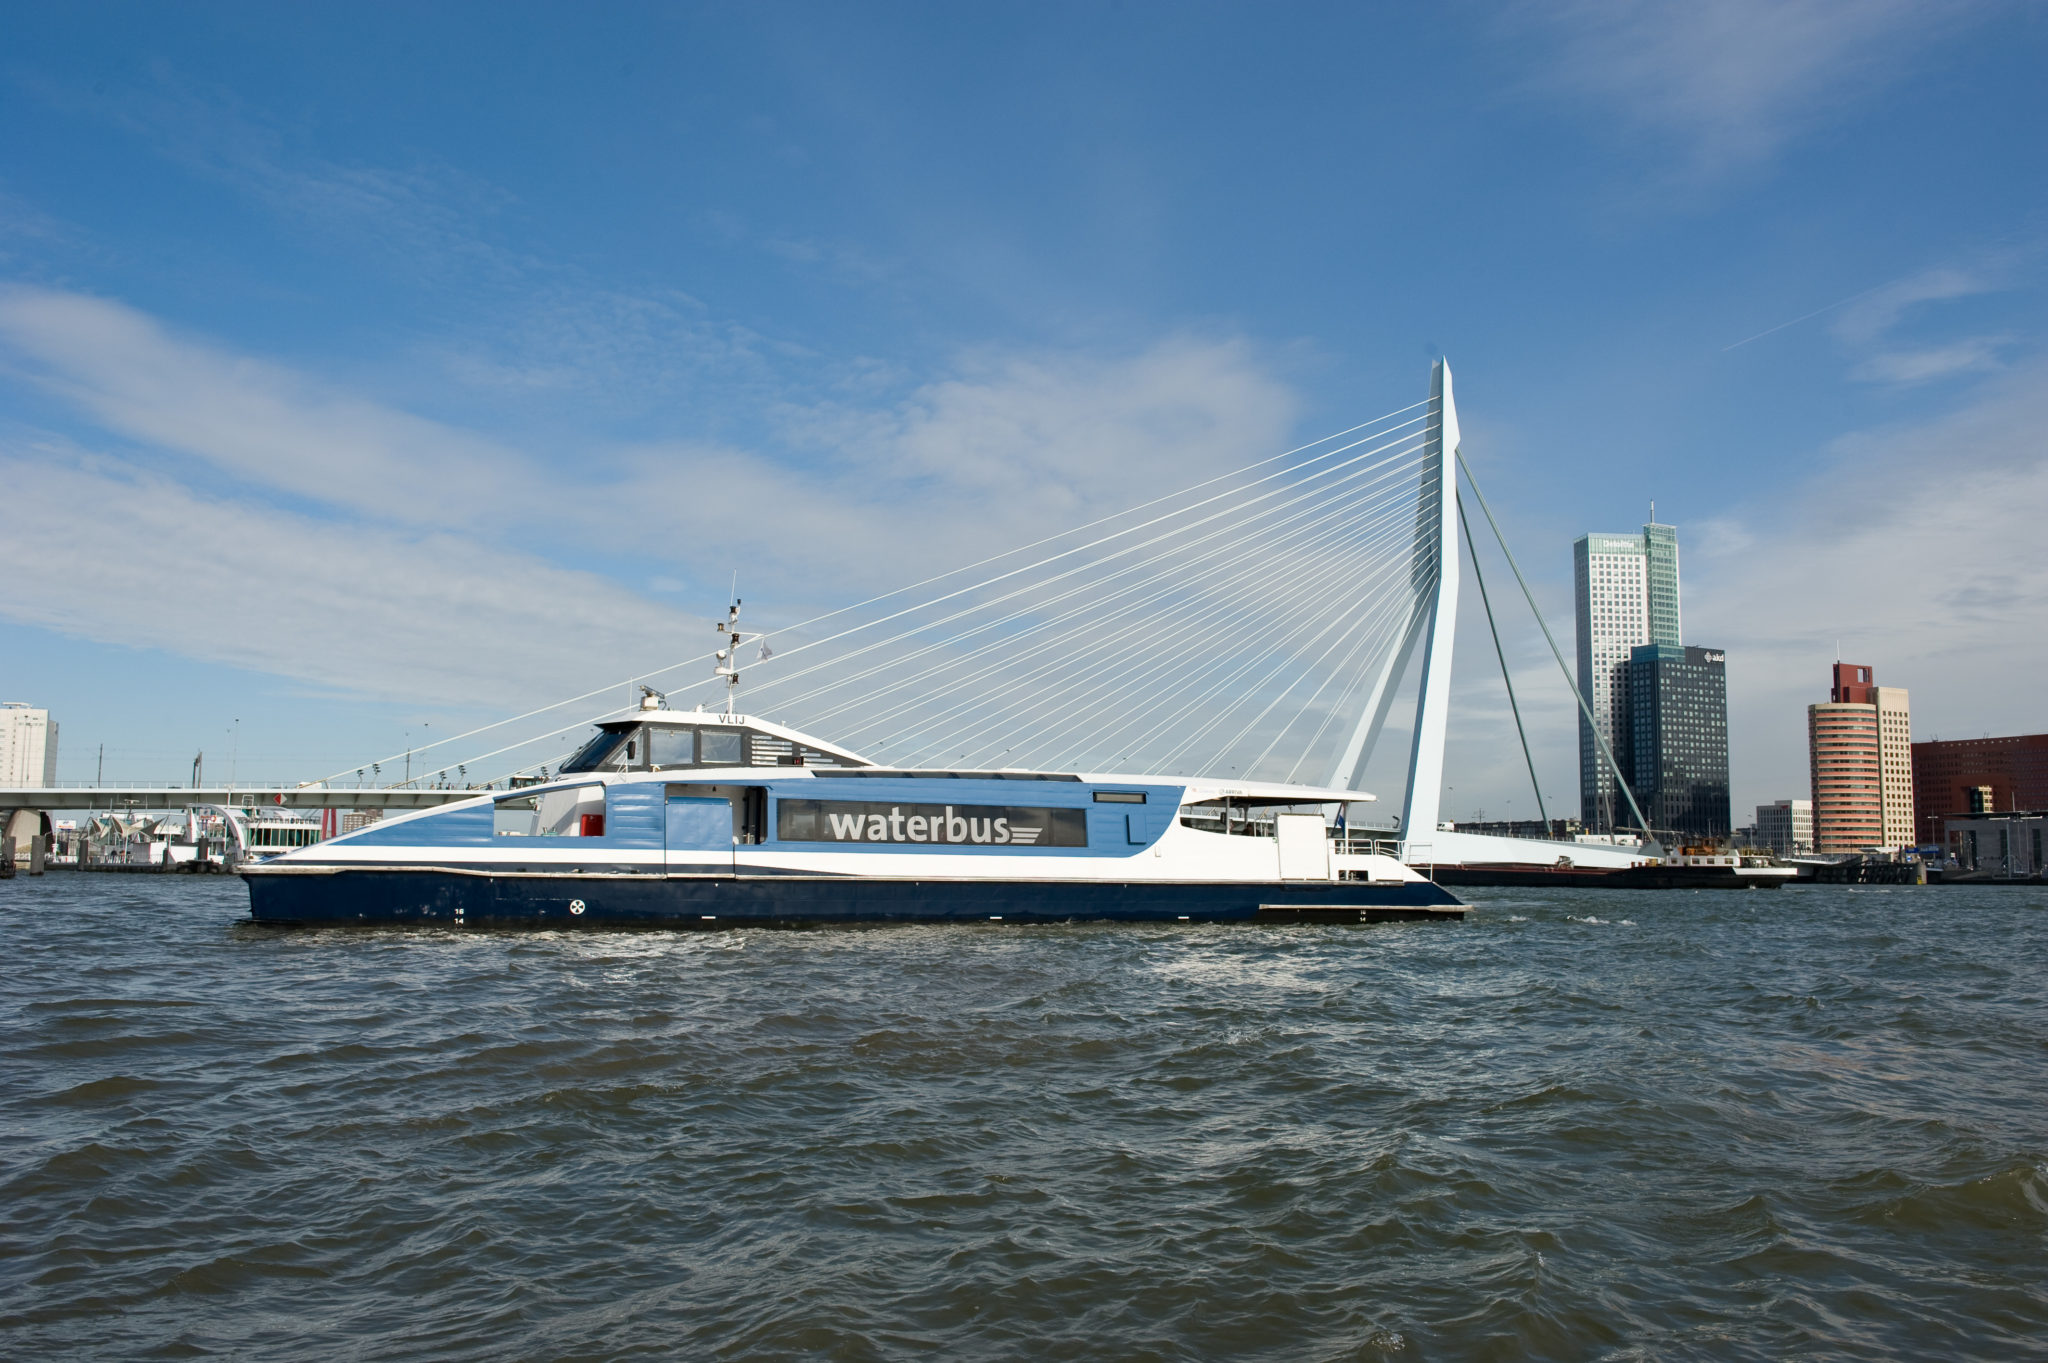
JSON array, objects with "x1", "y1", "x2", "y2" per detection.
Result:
[{"x1": 243, "y1": 869, "x2": 1465, "y2": 927}]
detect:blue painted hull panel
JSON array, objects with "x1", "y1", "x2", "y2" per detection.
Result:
[{"x1": 243, "y1": 870, "x2": 1464, "y2": 926}]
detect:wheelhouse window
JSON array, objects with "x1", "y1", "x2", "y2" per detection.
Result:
[
  {"x1": 648, "y1": 727, "x2": 696, "y2": 768},
  {"x1": 699, "y1": 729, "x2": 744, "y2": 766},
  {"x1": 560, "y1": 729, "x2": 632, "y2": 774},
  {"x1": 495, "y1": 785, "x2": 607, "y2": 837}
]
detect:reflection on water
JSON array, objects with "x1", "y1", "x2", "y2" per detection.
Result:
[{"x1": 2, "y1": 876, "x2": 2045, "y2": 1360}]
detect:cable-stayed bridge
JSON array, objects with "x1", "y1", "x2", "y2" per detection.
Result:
[{"x1": 6, "y1": 362, "x2": 1655, "y2": 873}]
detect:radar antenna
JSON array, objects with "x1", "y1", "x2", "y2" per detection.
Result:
[{"x1": 713, "y1": 599, "x2": 745, "y2": 716}]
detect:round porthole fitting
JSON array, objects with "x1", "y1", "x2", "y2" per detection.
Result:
[{"x1": 569, "y1": 899, "x2": 587, "y2": 916}]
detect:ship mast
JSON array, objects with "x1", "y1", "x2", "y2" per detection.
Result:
[{"x1": 713, "y1": 599, "x2": 744, "y2": 716}]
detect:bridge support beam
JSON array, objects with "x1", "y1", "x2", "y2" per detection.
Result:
[
  {"x1": 6, "y1": 809, "x2": 52, "y2": 875},
  {"x1": 1398, "y1": 360, "x2": 1460, "y2": 857},
  {"x1": 1327, "y1": 361, "x2": 1462, "y2": 854},
  {"x1": 1327, "y1": 599, "x2": 1425, "y2": 793}
]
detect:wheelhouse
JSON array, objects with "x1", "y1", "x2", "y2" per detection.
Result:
[{"x1": 557, "y1": 713, "x2": 870, "y2": 776}]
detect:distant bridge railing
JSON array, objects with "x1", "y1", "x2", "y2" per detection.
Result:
[{"x1": 0, "y1": 787, "x2": 481, "y2": 812}]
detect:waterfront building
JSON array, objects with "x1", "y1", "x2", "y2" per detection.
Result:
[
  {"x1": 1808, "y1": 663, "x2": 1913, "y2": 853},
  {"x1": 1809, "y1": 701, "x2": 1879, "y2": 850},
  {"x1": 1573, "y1": 521, "x2": 1680, "y2": 831},
  {"x1": 1911, "y1": 732, "x2": 2048, "y2": 844},
  {"x1": 1755, "y1": 798, "x2": 1814, "y2": 856},
  {"x1": 1944, "y1": 810, "x2": 2047, "y2": 879},
  {"x1": 1876, "y1": 686, "x2": 1913, "y2": 847},
  {"x1": 0, "y1": 703, "x2": 57, "y2": 787},
  {"x1": 1626, "y1": 643, "x2": 1730, "y2": 840}
]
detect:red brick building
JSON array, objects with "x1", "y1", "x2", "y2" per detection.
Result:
[{"x1": 1911, "y1": 733, "x2": 2048, "y2": 844}]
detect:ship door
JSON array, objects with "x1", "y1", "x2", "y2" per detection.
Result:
[
  {"x1": 1276, "y1": 813, "x2": 1333, "y2": 881},
  {"x1": 665, "y1": 785, "x2": 735, "y2": 877}
]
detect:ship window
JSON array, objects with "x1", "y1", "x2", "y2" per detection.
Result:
[
  {"x1": 1176, "y1": 798, "x2": 1304, "y2": 838},
  {"x1": 560, "y1": 729, "x2": 631, "y2": 774},
  {"x1": 648, "y1": 728, "x2": 696, "y2": 768},
  {"x1": 1093, "y1": 791, "x2": 1146, "y2": 803},
  {"x1": 699, "y1": 729, "x2": 744, "y2": 766},
  {"x1": 494, "y1": 785, "x2": 607, "y2": 838}
]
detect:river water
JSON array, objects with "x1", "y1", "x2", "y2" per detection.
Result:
[{"x1": 1, "y1": 875, "x2": 2043, "y2": 1361}]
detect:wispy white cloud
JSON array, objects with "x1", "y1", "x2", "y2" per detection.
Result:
[
  {"x1": 38, "y1": 67, "x2": 924, "y2": 418},
  {"x1": 0, "y1": 442, "x2": 695, "y2": 711},
  {"x1": 1830, "y1": 265, "x2": 1999, "y2": 345},
  {"x1": 13, "y1": 71, "x2": 800, "y2": 419},
  {"x1": 1853, "y1": 337, "x2": 2011, "y2": 385},
  {"x1": 1723, "y1": 257, "x2": 2030, "y2": 377},
  {"x1": 0, "y1": 285, "x2": 532, "y2": 529},
  {"x1": 1823, "y1": 261, "x2": 2023, "y2": 385},
  {"x1": 19, "y1": 69, "x2": 532, "y2": 284},
  {"x1": 0, "y1": 191, "x2": 75, "y2": 264},
  {"x1": 1514, "y1": 0, "x2": 1989, "y2": 175},
  {"x1": 414, "y1": 283, "x2": 807, "y2": 426},
  {"x1": 671, "y1": 336, "x2": 1302, "y2": 594}
]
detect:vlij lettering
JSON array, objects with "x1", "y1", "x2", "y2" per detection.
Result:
[{"x1": 776, "y1": 799, "x2": 1087, "y2": 848}]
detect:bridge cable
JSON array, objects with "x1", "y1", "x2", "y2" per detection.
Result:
[
  {"x1": 771, "y1": 438, "x2": 1430, "y2": 725},
  {"x1": 1454, "y1": 452, "x2": 1654, "y2": 844},
  {"x1": 317, "y1": 403, "x2": 1429, "y2": 787},
  {"x1": 874, "y1": 459, "x2": 1430, "y2": 765},
  {"x1": 1454, "y1": 488, "x2": 1549, "y2": 828},
  {"x1": 858, "y1": 480, "x2": 1420, "y2": 761}
]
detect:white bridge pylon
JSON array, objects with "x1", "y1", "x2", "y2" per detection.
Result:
[{"x1": 1326, "y1": 359, "x2": 1458, "y2": 855}]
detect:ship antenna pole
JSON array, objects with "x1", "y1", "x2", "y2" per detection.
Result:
[{"x1": 714, "y1": 597, "x2": 744, "y2": 716}]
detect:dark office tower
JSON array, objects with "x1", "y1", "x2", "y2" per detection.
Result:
[{"x1": 1627, "y1": 643, "x2": 1731, "y2": 841}]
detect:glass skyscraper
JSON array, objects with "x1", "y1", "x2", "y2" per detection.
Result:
[
  {"x1": 1573, "y1": 521, "x2": 1681, "y2": 832},
  {"x1": 1643, "y1": 522, "x2": 1680, "y2": 646}
]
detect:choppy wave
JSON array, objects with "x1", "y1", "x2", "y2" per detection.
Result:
[{"x1": 2, "y1": 877, "x2": 2045, "y2": 1360}]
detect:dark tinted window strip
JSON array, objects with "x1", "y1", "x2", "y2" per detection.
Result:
[{"x1": 811, "y1": 770, "x2": 1082, "y2": 782}]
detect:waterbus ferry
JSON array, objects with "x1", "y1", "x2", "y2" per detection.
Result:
[
  {"x1": 242, "y1": 706, "x2": 1461, "y2": 927},
  {"x1": 243, "y1": 603, "x2": 1463, "y2": 927}
]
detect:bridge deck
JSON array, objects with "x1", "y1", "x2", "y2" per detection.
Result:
[{"x1": 0, "y1": 787, "x2": 478, "y2": 811}]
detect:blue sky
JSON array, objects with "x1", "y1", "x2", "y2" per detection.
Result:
[{"x1": 2, "y1": 1, "x2": 2044, "y2": 817}]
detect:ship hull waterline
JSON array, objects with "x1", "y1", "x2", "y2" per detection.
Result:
[
  {"x1": 1427, "y1": 864, "x2": 1788, "y2": 890},
  {"x1": 242, "y1": 868, "x2": 1467, "y2": 927}
]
